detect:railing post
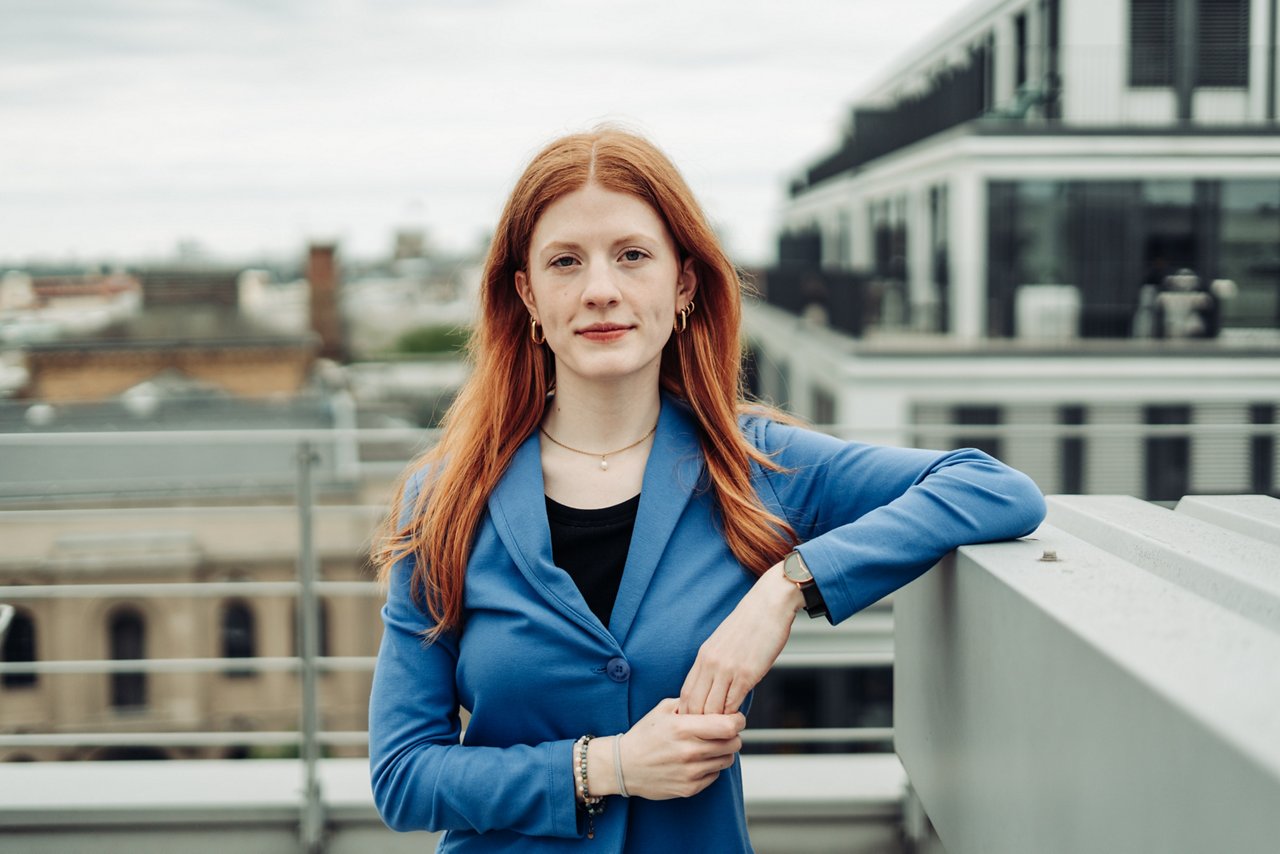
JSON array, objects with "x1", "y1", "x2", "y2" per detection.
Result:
[{"x1": 296, "y1": 441, "x2": 324, "y2": 854}]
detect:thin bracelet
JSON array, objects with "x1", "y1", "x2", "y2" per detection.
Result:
[
  {"x1": 612, "y1": 734, "x2": 629, "y2": 798},
  {"x1": 576, "y1": 734, "x2": 605, "y2": 839}
]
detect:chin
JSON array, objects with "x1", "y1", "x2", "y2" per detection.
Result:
[{"x1": 557, "y1": 355, "x2": 662, "y2": 385}]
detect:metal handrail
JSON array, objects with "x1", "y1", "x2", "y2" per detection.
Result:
[
  {"x1": 0, "y1": 581, "x2": 380, "y2": 600},
  {"x1": 0, "y1": 727, "x2": 892, "y2": 749},
  {"x1": 0, "y1": 427, "x2": 437, "y2": 446},
  {"x1": 0, "y1": 650, "x2": 891, "y2": 677},
  {"x1": 0, "y1": 656, "x2": 374, "y2": 675},
  {"x1": 0, "y1": 421, "x2": 1274, "y2": 447}
]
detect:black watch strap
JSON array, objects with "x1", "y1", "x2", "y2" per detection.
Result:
[{"x1": 798, "y1": 579, "x2": 828, "y2": 620}]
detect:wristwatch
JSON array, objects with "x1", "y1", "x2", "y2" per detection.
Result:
[{"x1": 782, "y1": 550, "x2": 828, "y2": 620}]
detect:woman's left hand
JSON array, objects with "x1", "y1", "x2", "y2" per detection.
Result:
[{"x1": 678, "y1": 562, "x2": 804, "y2": 715}]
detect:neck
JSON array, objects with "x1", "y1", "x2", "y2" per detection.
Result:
[{"x1": 542, "y1": 373, "x2": 662, "y2": 452}]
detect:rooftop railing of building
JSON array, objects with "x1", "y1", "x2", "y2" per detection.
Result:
[
  {"x1": 0, "y1": 427, "x2": 906, "y2": 852},
  {"x1": 793, "y1": 43, "x2": 1278, "y2": 193}
]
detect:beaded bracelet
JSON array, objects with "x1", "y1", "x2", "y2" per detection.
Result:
[{"x1": 575, "y1": 734, "x2": 605, "y2": 839}]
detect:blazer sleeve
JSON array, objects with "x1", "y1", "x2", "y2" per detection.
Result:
[
  {"x1": 368, "y1": 475, "x2": 580, "y2": 838},
  {"x1": 750, "y1": 418, "x2": 1046, "y2": 624}
]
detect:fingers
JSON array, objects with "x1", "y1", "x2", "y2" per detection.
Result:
[
  {"x1": 679, "y1": 713, "x2": 745, "y2": 743},
  {"x1": 723, "y1": 680, "x2": 750, "y2": 715},
  {"x1": 680, "y1": 655, "x2": 741, "y2": 715},
  {"x1": 678, "y1": 665, "x2": 712, "y2": 716},
  {"x1": 701, "y1": 671, "x2": 733, "y2": 716}
]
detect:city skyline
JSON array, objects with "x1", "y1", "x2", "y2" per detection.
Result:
[{"x1": 1, "y1": 0, "x2": 973, "y2": 265}]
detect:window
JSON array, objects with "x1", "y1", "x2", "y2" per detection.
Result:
[
  {"x1": 1, "y1": 608, "x2": 37, "y2": 689},
  {"x1": 870, "y1": 200, "x2": 892, "y2": 278},
  {"x1": 1014, "y1": 12, "x2": 1029, "y2": 89},
  {"x1": 109, "y1": 607, "x2": 147, "y2": 709},
  {"x1": 953, "y1": 405, "x2": 1003, "y2": 460},
  {"x1": 1218, "y1": 180, "x2": 1280, "y2": 331},
  {"x1": 1145, "y1": 405, "x2": 1191, "y2": 502},
  {"x1": 221, "y1": 600, "x2": 257, "y2": 678},
  {"x1": 1129, "y1": 0, "x2": 1176, "y2": 86},
  {"x1": 1252, "y1": 404, "x2": 1276, "y2": 496},
  {"x1": 1197, "y1": 0, "x2": 1249, "y2": 87},
  {"x1": 1060, "y1": 405, "x2": 1087, "y2": 494},
  {"x1": 929, "y1": 184, "x2": 950, "y2": 332},
  {"x1": 1129, "y1": 0, "x2": 1250, "y2": 89}
]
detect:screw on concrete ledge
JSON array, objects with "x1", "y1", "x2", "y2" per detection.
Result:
[{"x1": 1038, "y1": 549, "x2": 1060, "y2": 562}]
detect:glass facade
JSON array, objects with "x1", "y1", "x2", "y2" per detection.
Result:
[
  {"x1": 988, "y1": 179, "x2": 1280, "y2": 337},
  {"x1": 1220, "y1": 182, "x2": 1280, "y2": 328}
]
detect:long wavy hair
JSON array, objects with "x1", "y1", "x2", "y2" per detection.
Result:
[{"x1": 374, "y1": 128, "x2": 796, "y2": 637}]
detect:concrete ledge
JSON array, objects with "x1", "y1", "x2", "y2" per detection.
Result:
[
  {"x1": 1175, "y1": 494, "x2": 1280, "y2": 547},
  {"x1": 1046, "y1": 494, "x2": 1280, "y2": 629},
  {"x1": 895, "y1": 498, "x2": 1280, "y2": 854},
  {"x1": 0, "y1": 754, "x2": 906, "y2": 854}
]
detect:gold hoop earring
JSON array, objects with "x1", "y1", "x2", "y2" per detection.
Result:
[
  {"x1": 530, "y1": 316, "x2": 545, "y2": 345},
  {"x1": 674, "y1": 301, "x2": 695, "y2": 333}
]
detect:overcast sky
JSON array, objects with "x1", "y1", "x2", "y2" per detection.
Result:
[{"x1": 1, "y1": 0, "x2": 972, "y2": 267}]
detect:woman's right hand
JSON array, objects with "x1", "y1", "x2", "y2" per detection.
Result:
[{"x1": 588, "y1": 697, "x2": 744, "y2": 801}]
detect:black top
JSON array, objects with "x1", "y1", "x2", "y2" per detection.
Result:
[{"x1": 545, "y1": 493, "x2": 640, "y2": 626}]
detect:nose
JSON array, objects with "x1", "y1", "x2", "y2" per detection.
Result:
[{"x1": 580, "y1": 262, "x2": 621, "y2": 309}]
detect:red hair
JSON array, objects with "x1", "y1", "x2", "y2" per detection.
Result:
[{"x1": 375, "y1": 128, "x2": 796, "y2": 637}]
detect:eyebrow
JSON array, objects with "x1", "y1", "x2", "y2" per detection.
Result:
[{"x1": 535, "y1": 234, "x2": 662, "y2": 257}]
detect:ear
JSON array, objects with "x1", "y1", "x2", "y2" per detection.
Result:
[
  {"x1": 676, "y1": 257, "x2": 698, "y2": 306},
  {"x1": 514, "y1": 270, "x2": 537, "y2": 317}
]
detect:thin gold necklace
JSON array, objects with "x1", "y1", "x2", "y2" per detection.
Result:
[{"x1": 540, "y1": 422, "x2": 658, "y2": 471}]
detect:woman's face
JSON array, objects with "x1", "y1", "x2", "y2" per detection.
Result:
[{"x1": 515, "y1": 182, "x2": 696, "y2": 391}]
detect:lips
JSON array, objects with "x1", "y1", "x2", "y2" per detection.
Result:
[{"x1": 577, "y1": 323, "x2": 633, "y2": 341}]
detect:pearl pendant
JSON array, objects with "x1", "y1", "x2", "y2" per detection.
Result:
[{"x1": 599, "y1": 458, "x2": 609, "y2": 471}]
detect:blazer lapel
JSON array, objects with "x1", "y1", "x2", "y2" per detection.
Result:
[
  {"x1": 608, "y1": 395, "x2": 703, "y2": 645},
  {"x1": 487, "y1": 430, "x2": 614, "y2": 647},
  {"x1": 486, "y1": 395, "x2": 705, "y2": 649}
]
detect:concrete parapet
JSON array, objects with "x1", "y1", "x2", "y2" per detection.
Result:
[
  {"x1": 1175, "y1": 494, "x2": 1280, "y2": 547},
  {"x1": 894, "y1": 495, "x2": 1280, "y2": 854}
]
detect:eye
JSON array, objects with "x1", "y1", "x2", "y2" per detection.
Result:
[
  {"x1": 620, "y1": 248, "x2": 648, "y2": 263},
  {"x1": 549, "y1": 255, "x2": 577, "y2": 269}
]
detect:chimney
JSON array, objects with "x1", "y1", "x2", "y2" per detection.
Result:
[{"x1": 307, "y1": 242, "x2": 345, "y2": 361}]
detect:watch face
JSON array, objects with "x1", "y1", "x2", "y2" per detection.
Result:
[{"x1": 783, "y1": 551, "x2": 813, "y2": 584}]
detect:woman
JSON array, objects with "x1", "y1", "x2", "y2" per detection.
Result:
[{"x1": 369, "y1": 128, "x2": 1045, "y2": 852}]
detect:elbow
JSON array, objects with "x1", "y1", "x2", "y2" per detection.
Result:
[
  {"x1": 370, "y1": 754, "x2": 431, "y2": 833},
  {"x1": 1009, "y1": 469, "x2": 1047, "y2": 537},
  {"x1": 947, "y1": 448, "x2": 1047, "y2": 538}
]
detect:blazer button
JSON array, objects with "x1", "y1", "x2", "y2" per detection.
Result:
[{"x1": 606, "y1": 657, "x2": 631, "y2": 683}]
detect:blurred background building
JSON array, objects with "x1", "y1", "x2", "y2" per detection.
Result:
[{"x1": 751, "y1": 0, "x2": 1280, "y2": 504}]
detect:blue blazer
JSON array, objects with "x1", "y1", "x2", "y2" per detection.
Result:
[{"x1": 369, "y1": 395, "x2": 1045, "y2": 852}]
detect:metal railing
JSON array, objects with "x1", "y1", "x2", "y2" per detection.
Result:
[
  {"x1": 792, "y1": 43, "x2": 1277, "y2": 193},
  {"x1": 0, "y1": 424, "x2": 906, "y2": 854}
]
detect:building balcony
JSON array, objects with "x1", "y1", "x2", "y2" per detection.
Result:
[{"x1": 793, "y1": 41, "x2": 1279, "y2": 196}]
